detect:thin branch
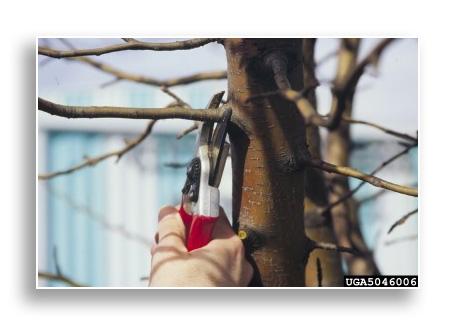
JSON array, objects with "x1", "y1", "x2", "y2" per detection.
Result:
[
  {"x1": 56, "y1": 38, "x2": 226, "y2": 89},
  {"x1": 301, "y1": 156, "x2": 418, "y2": 197},
  {"x1": 387, "y1": 208, "x2": 418, "y2": 234},
  {"x1": 311, "y1": 240, "x2": 363, "y2": 256},
  {"x1": 38, "y1": 243, "x2": 87, "y2": 287},
  {"x1": 38, "y1": 97, "x2": 225, "y2": 122},
  {"x1": 46, "y1": 185, "x2": 152, "y2": 246},
  {"x1": 160, "y1": 86, "x2": 191, "y2": 108},
  {"x1": 38, "y1": 271, "x2": 86, "y2": 287},
  {"x1": 315, "y1": 49, "x2": 339, "y2": 66},
  {"x1": 66, "y1": 56, "x2": 227, "y2": 88},
  {"x1": 342, "y1": 116, "x2": 418, "y2": 143},
  {"x1": 319, "y1": 145, "x2": 416, "y2": 214},
  {"x1": 38, "y1": 120, "x2": 156, "y2": 180},
  {"x1": 340, "y1": 38, "x2": 395, "y2": 92},
  {"x1": 53, "y1": 246, "x2": 62, "y2": 276},
  {"x1": 38, "y1": 38, "x2": 221, "y2": 58},
  {"x1": 384, "y1": 234, "x2": 418, "y2": 246},
  {"x1": 121, "y1": 38, "x2": 137, "y2": 43},
  {"x1": 358, "y1": 181, "x2": 418, "y2": 205},
  {"x1": 176, "y1": 122, "x2": 199, "y2": 139},
  {"x1": 263, "y1": 39, "x2": 395, "y2": 130}
]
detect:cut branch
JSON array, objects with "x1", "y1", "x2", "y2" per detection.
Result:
[
  {"x1": 387, "y1": 208, "x2": 418, "y2": 234},
  {"x1": 66, "y1": 56, "x2": 227, "y2": 88},
  {"x1": 38, "y1": 271, "x2": 86, "y2": 287},
  {"x1": 38, "y1": 120, "x2": 156, "y2": 180},
  {"x1": 38, "y1": 38, "x2": 221, "y2": 58},
  {"x1": 301, "y1": 157, "x2": 418, "y2": 197},
  {"x1": 38, "y1": 97, "x2": 225, "y2": 122}
]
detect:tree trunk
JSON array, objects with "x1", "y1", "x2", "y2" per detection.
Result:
[
  {"x1": 301, "y1": 39, "x2": 344, "y2": 286},
  {"x1": 224, "y1": 39, "x2": 308, "y2": 286},
  {"x1": 326, "y1": 38, "x2": 379, "y2": 275}
]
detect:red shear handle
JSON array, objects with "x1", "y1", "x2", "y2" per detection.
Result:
[{"x1": 179, "y1": 205, "x2": 217, "y2": 251}]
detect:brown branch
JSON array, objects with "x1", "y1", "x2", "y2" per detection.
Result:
[
  {"x1": 342, "y1": 116, "x2": 418, "y2": 143},
  {"x1": 264, "y1": 51, "x2": 340, "y2": 129},
  {"x1": 387, "y1": 208, "x2": 418, "y2": 234},
  {"x1": 38, "y1": 120, "x2": 156, "y2": 180},
  {"x1": 263, "y1": 39, "x2": 395, "y2": 130},
  {"x1": 38, "y1": 271, "x2": 86, "y2": 287},
  {"x1": 66, "y1": 56, "x2": 227, "y2": 88},
  {"x1": 339, "y1": 38, "x2": 395, "y2": 92},
  {"x1": 38, "y1": 38, "x2": 221, "y2": 58},
  {"x1": 160, "y1": 86, "x2": 191, "y2": 108},
  {"x1": 38, "y1": 97, "x2": 225, "y2": 122},
  {"x1": 320, "y1": 144, "x2": 416, "y2": 215},
  {"x1": 54, "y1": 38, "x2": 226, "y2": 89},
  {"x1": 301, "y1": 156, "x2": 418, "y2": 197},
  {"x1": 176, "y1": 122, "x2": 199, "y2": 139},
  {"x1": 121, "y1": 38, "x2": 137, "y2": 43},
  {"x1": 311, "y1": 240, "x2": 364, "y2": 256},
  {"x1": 384, "y1": 234, "x2": 418, "y2": 246}
]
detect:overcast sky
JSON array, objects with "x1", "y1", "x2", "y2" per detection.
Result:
[{"x1": 38, "y1": 38, "x2": 417, "y2": 140}]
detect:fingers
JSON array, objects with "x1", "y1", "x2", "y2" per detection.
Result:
[{"x1": 155, "y1": 205, "x2": 187, "y2": 252}]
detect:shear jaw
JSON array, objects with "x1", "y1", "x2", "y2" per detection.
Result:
[{"x1": 195, "y1": 144, "x2": 220, "y2": 217}]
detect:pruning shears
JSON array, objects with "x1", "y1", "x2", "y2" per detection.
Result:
[{"x1": 179, "y1": 91, "x2": 231, "y2": 251}]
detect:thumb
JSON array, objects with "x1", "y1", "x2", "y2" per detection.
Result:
[{"x1": 155, "y1": 205, "x2": 187, "y2": 252}]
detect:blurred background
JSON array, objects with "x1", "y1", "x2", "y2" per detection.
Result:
[{"x1": 37, "y1": 38, "x2": 418, "y2": 287}]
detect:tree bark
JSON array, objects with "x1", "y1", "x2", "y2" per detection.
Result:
[
  {"x1": 224, "y1": 39, "x2": 308, "y2": 286},
  {"x1": 301, "y1": 39, "x2": 344, "y2": 286}
]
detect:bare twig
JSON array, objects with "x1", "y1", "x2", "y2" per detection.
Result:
[
  {"x1": 46, "y1": 185, "x2": 152, "y2": 246},
  {"x1": 38, "y1": 97, "x2": 225, "y2": 122},
  {"x1": 319, "y1": 144, "x2": 416, "y2": 214},
  {"x1": 263, "y1": 39, "x2": 395, "y2": 130},
  {"x1": 38, "y1": 271, "x2": 86, "y2": 287},
  {"x1": 65, "y1": 56, "x2": 227, "y2": 88},
  {"x1": 301, "y1": 156, "x2": 418, "y2": 197},
  {"x1": 160, "y1": 86, "x2": 191, "y2": 108},
  {"x1": 387, "y1": 208, "x2": 418, "y2": 234},
  {"x1": 55, "y1": 38, "x2": 226, "y2": 89},
  {"x1": 38, "y1": 120, "x2": 156, "y2": 180},
  {"x1": 38, "y1": 244, "x2": 87, "y2": 287},
  {"x1": 340, "y1": 38, "x2": 395, "y2": 93},
  {"x1": 384, "y1": 234, "x2": 418, "y2": 246},
  {"x1": 53, "y1": 246, "x2": 62, "y2": 276},
  {"x1": 176, "y1": 122, "x2": 199, "y2": 139},
  {"x1": 38, "y1": 38, "x2": 221, "y2": 58},
  {"x1": 342, "y1": 116, "x2": 418, "y2": 143},
  {"x1": 121, "y1": 38, "x2": 137, "y2": 43},
  {"x1": 311, "y1": 240, "x2": 363, "y2": 256}
]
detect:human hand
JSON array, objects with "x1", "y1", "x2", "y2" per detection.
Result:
[{"x1": 149, "y1": 205, "x2": 253, "y2": 287}]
